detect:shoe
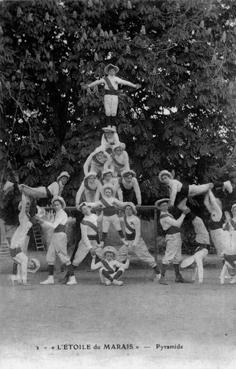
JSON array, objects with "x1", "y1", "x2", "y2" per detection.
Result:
[
  {"x1": 105, "y1": 280, "x2": 112, "y2": 286},
  {"x1": 229, "y1": 275, "x2": 236, "y2": 284},
  {"x1": 152, "y1": 273, "x2": 161, "y2": 282},
  {"x1": 159, "y1": 276, "x2": 168, "y2": 285},
  {"x1": 40, "y1": 276, "x2": 54, "y2": 285},
  {"x1": 175, "y1": 274, "x2": 186, "y2": 283},
  {"x1": 112, "y1": 280, "x2": 123, "y2": 286},
  {"x1": 66, "y1": 276, "x2": 77, "y2": 285},
  {"x1": 223, "y1": 181, "x2": 233, "y2": 194}
]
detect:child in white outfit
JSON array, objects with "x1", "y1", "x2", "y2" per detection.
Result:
[{"x1": 91, "y1": 246, "x2": 129, "y2": 286}]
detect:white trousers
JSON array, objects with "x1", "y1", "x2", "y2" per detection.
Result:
[
  {"x1": 104, "y1": 95, "x2": 118, "y2": 116},
  {"x1": 162, "y1": 233, "x2": 182, "y2": 265},
  {"x1": 73, "y1": 239, "x2": 103, "y2": 266},
  {"x1": 192, "y1": 248, "x2": 208, "y2": 283},
  {"x1": 46, "y1": 233, "x2": 70, "y2": 265},
  {"x1": 118, "y1": 238, "x2": 156, "y2": 267},
  {"x1": 13, "y1": 252, "x2": 28, "y2": 283},
  {"x1": 103, "y1": 214, "x2": 122, "y2": 233}
]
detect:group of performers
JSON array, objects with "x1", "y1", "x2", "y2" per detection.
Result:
[{"x1": 3, "y1": 63, "x2": 236, "y2": 287}]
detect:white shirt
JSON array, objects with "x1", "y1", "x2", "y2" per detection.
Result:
[
  {"x1": 81, "y1": 213, "x2": 98, "y2": 250},
  {"x1": 43, "y1": 209, "x2": 68, "y2": 229}
]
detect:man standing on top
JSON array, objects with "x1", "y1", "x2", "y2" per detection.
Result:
[{"x1": 84, "y1": 64, "x2": 141, "y2": 122}]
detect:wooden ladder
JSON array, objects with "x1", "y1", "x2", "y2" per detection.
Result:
[{"x1": 32, "y1": 223, "x2": 45, "y2": 251}]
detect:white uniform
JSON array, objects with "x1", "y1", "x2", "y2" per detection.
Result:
[
  {"x1": 91, "y1": 258, "x2": 129, "y2": 284},
  {"x1": 73, "y1": 214, "x2": 103, "y2": 266},
  {"x1": 101, "y1": 133, "x2": 120, "y2": 153},
  {"x1": 110, "y1": 151, "x2": 130, "y2": 177},
  {"x1": 75, "y1": 180, "x2": 101, "y2": 206},
  {"x1": 20, "y1": 180, "x2": 64, "y2": 200},
  {"x1": 160, "y1": 211, "x2": 186, "y2": 265},
  {"x1": 10, "y1": 195, "x2": 32, "y2": 283},
  {"x1": 119, "y1": 214, "x2": 157, "y2": 268},
  {"x1": 44, "y1": 209, "x2": 70, "y2": 265},
  {"x1": 83, "y1": 151, "x2": 111, "y2": 177}
]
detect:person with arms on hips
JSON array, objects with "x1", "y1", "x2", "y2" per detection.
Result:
[
  {"x1": 4, "y1": 171, "x2": 70, "y2": 202},
  {"x1": 156, "y1": 198, "x2": 190, "y2": 285},
  {"x1": 158, "y1": 170, "x2": 214, "y2": 210},
  {"x1": 101, "y1": 125, "x2": 120, "y2": 154},
  {"x1": 110, "y1": 143, "x2": 130, "y2": 177},
  {"x1": 37, "y1": 196, "x2": 75, "y2": 285},
  {"x1": 119, "y1": 169, "x2": 142, "y2": 205},
  {"x1": 84, "y1": 64, "x2": 141, "y2": 119},
  {"x1": 91, "y1": 246, "x2": 129, "y2": 286},
  {"x1": 69, "y1": 202, "x2": 104, "y2": 284},
  {"x1": 83, "y1": 146, "x2": 111, "y2": 179},
  {"x1": 90, "y1": 184, "x2": 128, "y2": 245},
  {"x1": 100, "y1": 169, "x2": 122, "y2": 200},
  {"x1": 9, "y1": 194, "x2": 33, "y2": 285},
  {"x1": 180, "y1": 212, "x2": 210, "y2": 284},
  {"x1": 76, "y1": 172, "x2": 101, "y2": 206},
  {"x1": 119, "y1": 203, "x2": 161, "y2": 281}
]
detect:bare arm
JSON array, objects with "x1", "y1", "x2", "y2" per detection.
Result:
[
  {"x1": 132, "y1": 178, "x2": 142, "y2": 205},
  {"x1": 161, "y1": 214, "x2": 186, "y2": 230},
  {"x1": 87, "y1": 78, "x2": 105, "y2": 88},
  {"x1": 208, "y1": 190, "x2": 222, "y2": 218},
  {"x1": 116, "y1": 77, "x2": 139, "y2": 89},
  {"x1": 169, "y1": 181, "x2": 178, "y2": 207},
  {"x1": 75, "y1": 182, "x2": 85, "y2": 209},
  {"x1": 91, "y1": 257, "x2": 102, "y2": 270},
  {"x1": 83, "y1": 153, "x2": 94, "y2": 175}
]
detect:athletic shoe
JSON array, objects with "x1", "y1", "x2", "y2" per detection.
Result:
[
  {"x1": 105, "y1": 280, "x2": 112, "y2": 286},
  {"x1": 112, "y1": 280, "x2": 123, "y2": 286},
  {"x1": 40, "y1": 276, "x2": 54, "y2": 285},
  {"x1": 229, "y1": 275, "x2": 236, "y2": 284},
  {"x1": 66, "y1": 276, "x2": 77, "y2": 285},
  {"x1": 159, "y1": 276, "x2": 168, "y2": 285}
]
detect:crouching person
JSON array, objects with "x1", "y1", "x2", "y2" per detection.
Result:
[
  {"x1": 91, "y1": 246, "x2": 129, "y2": 286},
  {"x1": 37, "y1": 196, "x2": 74, "y2": 285},
  {"x1": 119, "y1": 203, "x2": 161, "y2": 281}
]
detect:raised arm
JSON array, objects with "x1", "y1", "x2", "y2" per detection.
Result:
[
  {"x1": 75, "y1": 182, "x2": 85, "y2": 209},
  {"x1": 169, "y1": 180, "x2": 178, "y2": 207},
  {"x1": 132, "y1": 178, "x2": 142, "y2": 205},
  {"x1": 83, "y1": 152, "x2": 94, "y2": 176},
  {"x1": 208, "y1": 190, "x2": 222, "y2": 218}
]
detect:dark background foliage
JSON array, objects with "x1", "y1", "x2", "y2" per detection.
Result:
[{"x1": 0, "y1": 0, "x2": 236, "y2": 206}]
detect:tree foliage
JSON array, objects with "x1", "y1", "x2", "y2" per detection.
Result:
[{"x1": 0, "y1": 0, "x2": 236, "y2": 204}]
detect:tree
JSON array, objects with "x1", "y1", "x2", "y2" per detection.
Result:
[{"x1": 0, "y1": 0, "x2": 235, "y2": 205}]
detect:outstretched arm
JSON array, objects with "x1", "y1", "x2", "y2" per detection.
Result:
[
  {"x1": 207, "y1": 190, "x2": 222, "y2": 218},
  {"x1": 169, "y1": 181, "x2": 178, "y2": 207},
  {"x1": 87, "y1": 78, "x2": 105, "y2": 88},
  {"x1": 115, "y1": 77, "x2": 140, "y2": 89}
]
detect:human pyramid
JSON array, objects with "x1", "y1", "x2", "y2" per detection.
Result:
[{"x1": 3, "y1": 64, "x2": 236, "y2": 287}]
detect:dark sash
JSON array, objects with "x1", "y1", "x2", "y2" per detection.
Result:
[
  {"x1": 104, "y1": 77, "x2": 119, "y2": 94},
  {"x1": 100, "y1": 197, "x2": 114, "y2": 208},
  {"x1": 81, "y1": 219, "x2": 98, "y2": 234},
  {"x1": 92, "y1": 155, "x2": 104, "y2": 166},
  {"x1": 101, "y1": 259, "x2": 115, "y2": 273},
  {"x1": 54, "y1": 224, "x2": 66, "y2": 233},
  {"x1": 112, "y1": 155, "x2": 124, "y2": 168}
]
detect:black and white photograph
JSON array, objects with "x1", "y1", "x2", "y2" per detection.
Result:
[{"x1": 0, "y1": 1, "x2": 236, "y2": 368}]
